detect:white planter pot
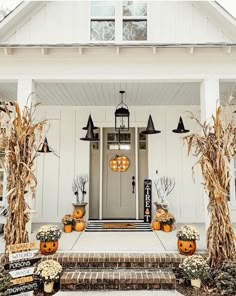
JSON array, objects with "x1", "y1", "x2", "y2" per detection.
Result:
[
  {"x1": 191, "y1": 278, "x2": 201, "y2": 288},
  {"x1": 44, "y1": 281, "x2": 54, "y2": 293}
]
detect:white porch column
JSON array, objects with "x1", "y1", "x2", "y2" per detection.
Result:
[
  {"x1": 17, "y1": 78, "x2": 35, "y2": 239},
  {"x1": 200, "y1": 78, "x2": 220, "y2": 229}
]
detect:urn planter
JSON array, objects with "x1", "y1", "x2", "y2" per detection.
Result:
[{"x1": 72, "y1": 202, "x2": 88, "y2": 219}]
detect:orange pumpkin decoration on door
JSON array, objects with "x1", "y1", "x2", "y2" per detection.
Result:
[
  {"x1": 110, "y1": 156, "x2": 129, "y2": 172},
  {"x1": 177, "y1": 239, "x2": 196, "y2": 256},
  {"x1": 73, "y1": 207, "x2": 85, "y2": 219},
  {"x1": 40, "y1": 240, "x2": 59, "y2": 255},
  {"x1": 74, "y1": 220, "x2": 86, "y2": 231}
]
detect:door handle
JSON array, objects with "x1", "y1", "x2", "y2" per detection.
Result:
[{"x1": 132, "y1": 176, "x2": 135, "y2": 194}]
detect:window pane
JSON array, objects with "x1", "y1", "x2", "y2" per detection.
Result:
[
  {"x1": 123, "y1": 1, "x2": 147, "y2": 16},
  {"x1": 91, "y1": 1, "x2": 115, "y2": 17},
  {"x1": 91, "y1": 21, "x2": 115, "y2": 41},
  {"x1": 123, "y1": 20, "x2": 147, "y2": 40}
]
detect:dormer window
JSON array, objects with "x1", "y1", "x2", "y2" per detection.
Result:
[{"x1": 90, "y1": 0, "x2": 147, "y2": 41}]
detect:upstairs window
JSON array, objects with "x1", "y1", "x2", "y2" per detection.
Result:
[
  {"x1": 90, "y1": 1, "x2": 115, "y2": 41},
  {"x1": 123, "y1": 1, "x2": 147, "y2": 41}
]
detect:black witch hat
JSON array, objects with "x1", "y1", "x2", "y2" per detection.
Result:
[
  {"x1": 83, "y1": 114, "x2": 98, "y2": 130},
  {"x1": 38, "y1": 137, "x2": 52, "y2": 153},
  {"x1": 172, "y1": 116, "x2": 189, "y2": 133},
  {"x1": 80, "y1": 116, "x2": 99, "y2": 141},
  {"x1": 141, "y1": 115, "x2": 161, "y2": 135}
]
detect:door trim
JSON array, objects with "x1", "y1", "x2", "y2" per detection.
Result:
[
  {"x1": 135, "y1": 127, "x2": 139, "y2": 219},
  {"x1": 99, "y1": 127, "x2": 103, "y2": 220}
]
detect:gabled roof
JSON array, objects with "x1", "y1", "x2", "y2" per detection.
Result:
[{"x1": 0, "y1": 1, "x2": 235, "y2": 46}]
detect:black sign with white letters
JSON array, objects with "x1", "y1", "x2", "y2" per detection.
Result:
[
  {"x1": 144, "y1": 179, "x2": 152, "y2": 223},
  {"x1": 4, "y1": 258, "x2": 41, "y2": 271}
]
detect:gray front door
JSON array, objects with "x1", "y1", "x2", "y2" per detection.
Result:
[{"x1": 103, "y1": 128, "x2": 136, "y2": 219}]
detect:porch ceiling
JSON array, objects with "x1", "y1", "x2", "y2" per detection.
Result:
[{"x1": 0, "y1": 81, "x2": 235, "y2": 106}]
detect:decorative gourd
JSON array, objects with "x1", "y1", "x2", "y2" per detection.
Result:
[
  {"x1": 163, "y1": 224, "x2": 171, "y2": 232},
  {"x1": 152, "y1": 219, "x2": 161, "y2": 230},
  {"x1": 40, "y1": 240, "x2": 58, "y2": 255},
  {"x1": 73, "y1": 207, "x2": 85, "y2": 219},
  {"x1": 177, "y1": 239, "x2": 196, "y2": 256},
  {"x1": 74, "y1": 220, "x2": 86, "y2": 232},
  {"x1": 109, "y1": 156, "x2": 129, "y2": 172},
  {"x1": 64, "y1": 224, "x2": 72, "y2": 233}
]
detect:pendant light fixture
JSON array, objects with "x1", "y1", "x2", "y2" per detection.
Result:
[
  {"x1": 141, "y1": 115, "x2": 161, "y2": 135},
  {"x1": 38, "y1": 137, "x2": 52, "y2": 153},
  {"x1": 172, "y1": 116, "x2": 190, "y2": 133},
  {"x1": 115, "y1": 90, "x2": 130, "y2": 131},
  {"x1": 80, "y1": 115, "x2": 99, "y2": 141},
  {"x1": 83, "y1": 114, "x2": 98, "y2": 130}
]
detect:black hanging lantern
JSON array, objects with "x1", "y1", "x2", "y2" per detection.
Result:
[
  {"x1": 83, "y1": 114, "x2": 98, "y2": 130},
  {"x1": 141, "y1": 115, "x2": 161, "y2": 135},
  {"x1": 38, "y1": 137, "x2": 52, "y2": 153},
  {"x1": 115, "y1": 91, "x2": 130, "y2": 131},
  {"x1": 80, "y1": 115, "x2": 99, "y2": 141},
  {"x1": 172, "y1": 116, "x2": 190, "y2": 133}
]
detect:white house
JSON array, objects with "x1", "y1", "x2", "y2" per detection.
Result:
[{"x1": 0, "y1": 0, "x2": 235, "y2": 225}]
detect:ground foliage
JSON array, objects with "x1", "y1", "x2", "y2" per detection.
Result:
[
  {"x1": 184, "y1": 104, "x2": 236, "y2": 267},
  {"x1": 0, "y1": 101, "x2": 45, "y2": 247}
]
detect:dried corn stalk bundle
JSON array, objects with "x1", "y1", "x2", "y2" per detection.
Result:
[
  {"x1": 0, "y1": 101, "x2": 45, "y2": 247},
  {"x1": 184, "y1": 105, "x2": 236, "y2": 267}
]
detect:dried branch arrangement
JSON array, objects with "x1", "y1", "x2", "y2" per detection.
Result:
[
  {"x1": 184, "y1": 105, "x2": 236, "y2": 267},
  {"x1": 72, "y1": 175, "x2": 88, "y2": 204},
  {"x1": 154, "y1": 175, "x2": 175, "y2": 206},
  {"x1": 0, "y1": 101, "x2": 45, "y2": 247}
]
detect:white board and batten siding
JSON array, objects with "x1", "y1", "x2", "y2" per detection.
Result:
[
  {"x1": 33, "y1": 105, "x2": 207, "y2": 224},
  {"x1": 0, "y1": 1, "x2": 234, "y2": 45}
]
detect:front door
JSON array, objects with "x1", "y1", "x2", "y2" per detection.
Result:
[{"x1": 103, "y1": 128, "x2": 136, "y2": 219}]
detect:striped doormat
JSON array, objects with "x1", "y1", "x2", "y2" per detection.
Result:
[{"x1": 85, "y1": 220, "x2": 152, "y2": 232}]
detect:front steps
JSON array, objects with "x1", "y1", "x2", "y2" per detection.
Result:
[
  {"x1": 45, "y1": 252, "x2": 182, "y2": 291},
  {"x1": 60, "y1": 269, "x2": 176, "y2": 290}
]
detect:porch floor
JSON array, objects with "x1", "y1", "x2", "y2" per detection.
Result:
[
  {"x1": 3, "y1": 223, "x2": 209, "y2": 253},
  {"x1": 2, "y1": 222, "x2": 235, "y2": 253}
]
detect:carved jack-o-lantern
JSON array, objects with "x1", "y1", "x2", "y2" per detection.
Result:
[
  {"x1": 73, "y1": 207, "x2": 85, "y2": 219},
  {"x1": 177, "y1": 239, "x2": 196, "y2": 256},
  {"x1": 110, "y1": 156, "x2": 129, "y2": 172},
  {"x1": 40, "y1": 240, "x2": 59, "y2": 255}
]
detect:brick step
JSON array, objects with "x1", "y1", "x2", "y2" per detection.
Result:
[
  {"x1": 46, "y1": 252, "x2": 186, "y2": 269},
  {"x1": 60, "y1": 269, "x2": 176, "y2": 291}
]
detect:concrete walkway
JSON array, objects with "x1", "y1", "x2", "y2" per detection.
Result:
[{"x1": 56, "y1": 291, "x2": 183, "y2": 296}]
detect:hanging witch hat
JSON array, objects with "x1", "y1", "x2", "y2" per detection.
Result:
[
  {"x1": 80, "y1": 116, "x2": 99, "y2": 141},
  {"x1": 141, "y1": 115, "x2": 161, "y2": 135},
  {"x1": 172, "y1": 116, "x2": 190, "y2": 133},
  {"x1": 38, "y1": 137, "x2": 52, "y2": 153},
  {"x1": 83, "y1": 114, "x2": 98, "y2": 130}
]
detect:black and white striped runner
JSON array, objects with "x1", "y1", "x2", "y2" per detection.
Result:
[{"x1": 85, "y1": 220, "x2": 152, "y2": 232}]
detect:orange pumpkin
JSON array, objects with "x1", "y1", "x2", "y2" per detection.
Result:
[
  {"x1": 64, "y1": 224, "x2": 72, "y2": 233},
  {"x1": 177, "y1": 239, "x2": 196, "y2": 256},
  {"x1": 74, "y1": 220, "x2": 86, "y2": 232},
  {"x1": 109, "y1": 156, "x2": 129, "y2": 172},
  {"x1": 73, "y1": 207, "x2": 85, "y2": 219},
  {"x1": 152, "y1": 219, "x2": 161, "y2": 230},
  {"x1": 163, "y1": 224, "x2": 171, "y2": 232},
  {"x1": 40, "y1": 240, "x2": 58, "y2": 255}
]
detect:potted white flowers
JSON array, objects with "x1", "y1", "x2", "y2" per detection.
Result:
[
  {"x1": 36, "y1": 225, "x2": 62, "y2": 255},
  {"x1": 179, "y1": 255, "x2": 209, "y2": 288},
  {"x1": 176, "y1": 225, "x2": 200, "y2": 255},
  {"x1": 36, "y1": 260, "x2": 62, "y2": 293}
]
